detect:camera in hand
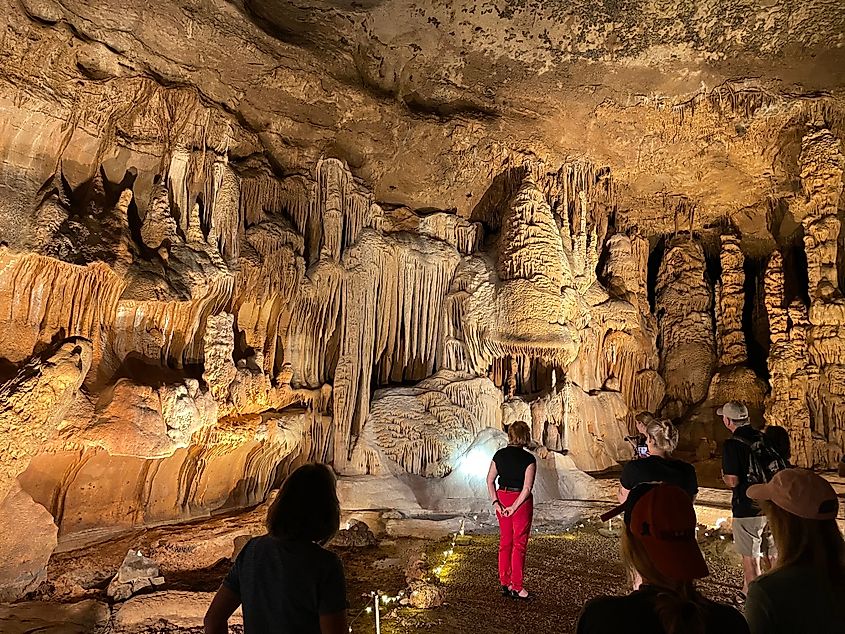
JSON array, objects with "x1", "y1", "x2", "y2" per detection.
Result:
[{"x1": 624, "y1": 435, "x2": 649, "y2": 459}]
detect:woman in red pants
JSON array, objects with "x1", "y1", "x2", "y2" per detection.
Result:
[{"x1": 486, "y1": 420, "x2": 537, "y2": 600}]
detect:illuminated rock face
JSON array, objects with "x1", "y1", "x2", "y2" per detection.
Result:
[{"x1": 0, "y1": 0, "x2": 844, "y2": 598}]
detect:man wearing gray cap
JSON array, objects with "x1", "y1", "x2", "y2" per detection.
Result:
[{"x1": 719, "y1": 401, "x2": 779, "y2": 600}]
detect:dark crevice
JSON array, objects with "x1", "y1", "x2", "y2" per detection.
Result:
[
  {"x1": 743, "y1": 255, "x2": 770, "y2": 379},
  {"x1": 646, "y1": 236, "x2": 666, "y2": 314}
]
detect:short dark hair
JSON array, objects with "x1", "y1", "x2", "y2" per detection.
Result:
[{"x1": 266, "y1": 463, "x2": 340, "y2": 545}]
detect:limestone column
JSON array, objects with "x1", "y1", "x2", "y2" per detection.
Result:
[
  {"x1": 715, "y1": 234, "x2": 747, "y2": 366},
  {"x1": 655, "y1": 236, "x2": 716, "y2": 408}
]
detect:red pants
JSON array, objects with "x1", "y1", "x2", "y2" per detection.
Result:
[{"x1": 496, "y1": 490, "x2": 533, "y2": 591}]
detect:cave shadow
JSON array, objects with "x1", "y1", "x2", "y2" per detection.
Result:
[{"x1": 468, "y1": 165, "x2": 529, "y2": 236}]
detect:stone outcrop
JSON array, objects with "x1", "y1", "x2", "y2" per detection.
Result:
[
  {"x1": 656, "y1": 237, "x2": 716, "y2": 413},
  {"x1": 0, "y1": 337, "x2": 92, "y2": 504},
  {"x1": 716, "y1": 234, "x2": 747, "y2": 367},
  {"x1": 0, "y1": 0, "x2": 843, "y2": 585},
  {"x1": 107, "y1": 550, "x2": 165, "y2": 601},
  {"x1": 766, "y1": 128, "x2": 845, "y2": 468},
  {"x1": 0, "y1": 482, "x2": 58, "y2": 601}
]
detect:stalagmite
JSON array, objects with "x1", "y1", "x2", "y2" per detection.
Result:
[
  {"x1": 716, "y1": 234, "x2": 747, "y2": 366},
  {"x1": 141, "y1": 182, "x2": 178, "y2": 252}
]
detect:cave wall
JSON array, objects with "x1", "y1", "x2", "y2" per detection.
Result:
[{"x1": 0, "y1": 0, "x2": 845, "y2": 599}]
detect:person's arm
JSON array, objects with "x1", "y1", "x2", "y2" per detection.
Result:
[
  {"x1": 320, "y1": 612, "x2": 348, "y2": 634},
  {"x1": 688, "y1": 463, "x2": 699, "y2": 501},
  {"x1": 744, "y1": 581, "x2": 774, "y2": 634},
  {"x1": 504, "y1": 462, "x2": 536, "y2": 516},
  {"x1": 722, "y1": 439, "x2": 741, "y2": 488},
  {"x1": 204, "y1": 585, "x2": 241, "y2": 634},
  {"x1": 486, "y1": 460, "x2": 503, "y2": 514},
  {"x1": 618, "y1": 462, "x2": 635, "y2": 503},
  {"x1": 318, "y1": 554, "x2": 348, "y2": 634}
]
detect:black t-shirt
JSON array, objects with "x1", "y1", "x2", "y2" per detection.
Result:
[
  {"x1": 722, "y1": 425, "x2": 763, "y2": 518},
  {"x1": 492, "y1": 446, "x2": 536, "y2": 489},
  {"x1": 223, "y1": 535, "x2": 347, "y2": 633},
  {"x1": 576, "y1": 585, "x2": 750, "y2": 634},
  {"x1": 619, "y1": 455, "x2": 698, "y2": 499}
]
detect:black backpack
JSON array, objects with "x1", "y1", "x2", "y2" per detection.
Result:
[{"x1": 736, "y1": 432, "x2": 788, "y2": 485}]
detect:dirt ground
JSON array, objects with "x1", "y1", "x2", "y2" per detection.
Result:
[{"x1": 340, "y1": 521, "x2": 745, "y2": 634}]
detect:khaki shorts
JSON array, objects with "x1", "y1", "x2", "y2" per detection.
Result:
[{"x1": 732, "y1": 516, "x2": 773, "y2": 557}]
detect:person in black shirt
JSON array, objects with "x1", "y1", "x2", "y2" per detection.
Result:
[
  {"x1": 486, "y1": 420, "x2": 536, "y2": 600},
  {"x1": 720, "y1": 400, "x2": 768, "y2": 597},
  {"x1": 619, "y1": 418, "x2": 698, "y2": 503},
  {"x1": 577, "y1": 483, "x2": 748, "y2": 634},
  {"x1": 204, "y1": 463, "x2": 347, "y2": 634}
]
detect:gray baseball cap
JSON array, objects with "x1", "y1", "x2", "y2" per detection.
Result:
[{"x1": 716, "y1": 401, "x2": 749, "y2": 422}]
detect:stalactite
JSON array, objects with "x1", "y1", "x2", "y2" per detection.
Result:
[
  {"x1": 167, "y1": 149, "x2": 191, "y2": 231},
  {"x1": 208, "y1": 159, "x2": 241, "y2": 262},
  {"x1": 0, "y1": 251, "x2": 126, "y2": 369}
]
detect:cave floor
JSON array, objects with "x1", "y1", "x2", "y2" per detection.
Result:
[
  {"x1": 343, "y1": 523, "x2": 744, "y2": 634},
  {"x1": 7, "y1": 474, "x2": 842, "y2": 633}
]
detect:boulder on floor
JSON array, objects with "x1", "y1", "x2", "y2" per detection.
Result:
[
  {"x1": 107, "y1": 550, "x2": 164, "y2": 601},
  {"x1": 0, "y1": 482, "x2": 58, "y2": 601}
]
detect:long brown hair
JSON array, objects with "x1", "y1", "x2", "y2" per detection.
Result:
[
  {"x1": 762, "y1": 500, "x2": 845, "y2": 586},
  {"x1": 266, "y1": 463, "x2": 341, "y2": 545},
  {"x1": 620, "y1": 525, "x2": 709, "y2": 634}
]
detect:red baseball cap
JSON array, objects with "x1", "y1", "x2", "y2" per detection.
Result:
[{"x1": 602, "y1": 483, "x2": 709, "y2": 581}]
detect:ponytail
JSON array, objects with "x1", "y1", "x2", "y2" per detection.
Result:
[
  {"x1": 646, "y1": 419, "x2": 679, "y2": 454},
  {"x1": 653, "y1": 585, "x2": 706, "y2": 634}
]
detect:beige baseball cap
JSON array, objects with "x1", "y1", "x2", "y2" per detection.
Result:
[
  {"x1": 747, "y1": 468, "x2": 839, "y2": 520},
  {"x1": 716, "y1": 401, "x2": 749, "y2": 422}
]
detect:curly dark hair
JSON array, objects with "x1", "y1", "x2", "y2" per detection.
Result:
[{"x1": 266, "y1": 463, "x2": 340, "y2": 545}]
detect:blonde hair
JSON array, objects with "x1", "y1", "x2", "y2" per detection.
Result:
[
  {"x1": 620, "y1": 526, "x2": 708, "y2": 634},
  {"x1": 646, "y1": 419, "x2": 679, "y2": 454},
  {"x1": 507, "y1": 420, "x2": 531, "y2": 447},
  {"x1": 762, "y1": 500, "x2": 845, "y2": 586}
]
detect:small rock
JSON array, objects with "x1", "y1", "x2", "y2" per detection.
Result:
[
  {"x1": 329, "y1": 519, "x2": 378, "y2": 548},
  {"x1": 107, "y1": 550, "x2": 164, "y2": 601},
  {"x1": 407, "y1": 580, "x2": 445, "y2": 609}
]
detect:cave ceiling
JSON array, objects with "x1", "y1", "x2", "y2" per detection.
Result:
[{"x1": 3, "y1": 0, "x2": 845, "y2": 251}]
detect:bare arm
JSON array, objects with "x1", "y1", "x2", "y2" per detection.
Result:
[
  {"x1": 617, "y1": 485, "x2": 630, "y2": 503},
  {"x1": 204, "y1": 586, "x2": 241, "y2": 634},
  {"x1": 505, "y1": 463, "x2": 536, "y2": 514},
  {"x1": 486, "y1": 460, "x2": 502, "y2": 512},
  {"x1": 320, "y1": 611, "x2": 348, "y2": 634},
  {"x1": 723, "y1": 474, "x2": 739, "y2": 488}
]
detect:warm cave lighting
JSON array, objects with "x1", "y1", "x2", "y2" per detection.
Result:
[{"x1": 463, "y1": 447, "x2": 492, "y2": 477}]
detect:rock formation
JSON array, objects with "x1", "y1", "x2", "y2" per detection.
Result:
[
  {"x1": 0, "y1": 0, "x2": 844, "y2": 602},
  {"x1": 656, "y1": 237, "x2": 717, "y2": 416},
  {"x1": 766, "y1": 128, "x2": 845, "y2": 468}
]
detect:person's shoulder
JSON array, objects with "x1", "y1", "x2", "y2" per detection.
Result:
[
  {"x1": 312, "y1": 543, "x2": 343, "y2": 566},
  {"x1": 579, "y1": 593, "x2": 632, "y2": 622},
  {"x1": 584, "y1": 592, "x2": 639, "y2": 611},
  {"x1": 752, "y1": 565, "x2": 819, "y2": 594},
  {"x1": 703, "y1": 599, "x2": 748, "y2": 629}
]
